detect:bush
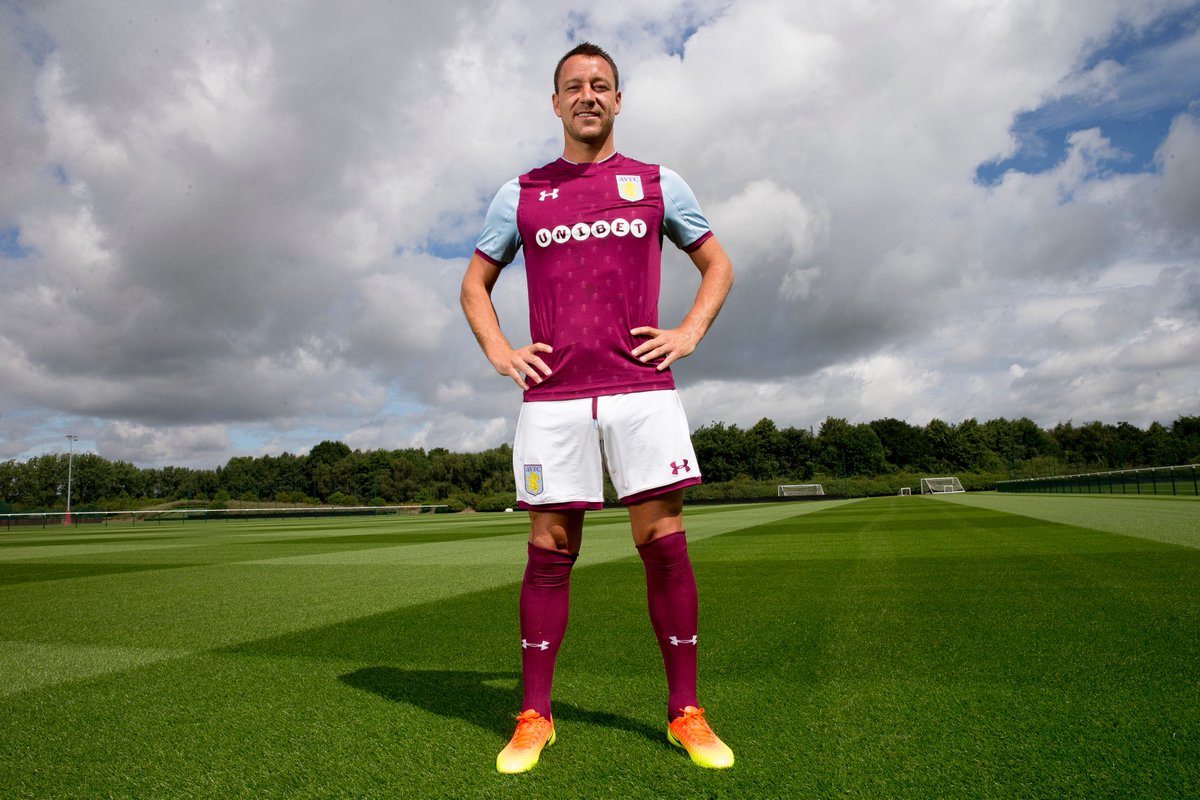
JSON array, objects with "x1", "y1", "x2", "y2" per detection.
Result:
[
  {"x1": 209, "y1": 489, "x2": 230, "y2": 510},
  {"x1": 684, "y1": 478, "x2": 784, "y2": 501},
  {"x1": 472, "y1": 492, "x2": 516, "y2": 512},
  {"x1": 439, "y1": 497, "x2": 466, "y2": 513},
  {"x1": 327, "y1": 491, "x2": 359, "y2": 506}
]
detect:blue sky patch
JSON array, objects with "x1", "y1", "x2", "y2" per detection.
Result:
[
  {"x1": 976, "y1": 6, "x2": 1200, "y2": 185},
  {"x1": 1, "y1": 226, "x2": 34, "y2": 259},
  {"x1": 416, "y1": 234, "x2": 476, "y2": 261}
]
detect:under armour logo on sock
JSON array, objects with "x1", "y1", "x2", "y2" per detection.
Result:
[
  {"x1": 669, "y1": 635, "x2": 698, "y2": 647},
  {"x1": 539, "y1": 189, "x2": 559, "y2": 201},
  {"x1": 521, "y1": 639, "x2": 550, "y2": 650},
  {"x1": 670, "y1": 459, "x2": 691, "y2": 475}
]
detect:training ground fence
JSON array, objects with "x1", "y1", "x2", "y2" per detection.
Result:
[
  {"x1": 0, "y1": 504, "x2": 447, "y2": 530},
  {"x1": 996, "y1": 464, "x2": 1199, "y2": 496}
]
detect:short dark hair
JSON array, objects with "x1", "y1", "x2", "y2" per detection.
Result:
[{"x1": 554, "y1": 42, "x2": 619, "y2": 93}]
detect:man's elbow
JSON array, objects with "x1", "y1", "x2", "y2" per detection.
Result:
[
  {"x1": 459, "y1": 279, "x2": 479, "y2": 314},
  {"x1": 713, "y1": 257, "x2": 733, "y2": 294}
]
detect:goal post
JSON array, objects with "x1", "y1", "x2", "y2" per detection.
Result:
[
  {"x1": 777, "y1": 483, "x2": 825, "y2": 497},
  {"x1": 920, "y1": 476, "x2": 964, "y2": 494},
  {"x1": 898, "y1": 487, "x2": 911, "y2": 496}
]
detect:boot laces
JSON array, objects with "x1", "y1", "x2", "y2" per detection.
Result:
[
  {"x1": 510, "y1": 710, "x2": 549, "y2": 748},
  {"x1": 675, "y1": 706, "x2": 717, "y2": 744}
]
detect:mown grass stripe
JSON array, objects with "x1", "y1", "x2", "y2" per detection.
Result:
[
  {"x1": 934, "y1": 491, "x2": 1200, "y2": 548},
  {"x1": 0, "y1": 640, "x2": 188, "y2": 697}
]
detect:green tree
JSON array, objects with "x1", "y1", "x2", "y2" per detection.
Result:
[
  {"x1": 0, "y1": 460, "x2": 17, "y2": 509},
  {"x1": 1113, "y1": 421, "x2": 1146, "y2": 468},
  {"x1": 777, "y1": 426, "x2": 816, "y2": 479},
  {"x1": 816, "y1": 418, "x2": 886, "y2": 476},
  {"x1": 845, "y1": 423, "x2": 889, "y2": 476},
  {"x1": 691, "y1": 421, "x2": 751, "y2": 482},
  {"x1": 1171, "y1": 416, "x2": 1200, "y2": 463},
  {"x1": 870, "y1": 417, "x2": 931, "y2": 471},
  {"x1": 955, "y1": 419, "x2": 1002, "y2": 472},
  {"x1": 220, "y1": 456, "x2": 262, "y2": 499},
  {"x1": 1145, "y1": 421, "x2": 1177, "y2": 466},
  {"x1": 925, "y1": 419, "x2": 964, "y2": 470},
  {"x1": 69, "y1": 453, "x2": 111, "y2": 508},
  {"x1": 747, "y1": 418, "x2": 783, "y2": 479},
  {"x1": 309, "y1": 440, "x2": 352, "y2": 465}
]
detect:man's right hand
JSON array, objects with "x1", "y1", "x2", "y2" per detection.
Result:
[{"x1": 493, "y1": 342, "x2": 554, "y2": 390}]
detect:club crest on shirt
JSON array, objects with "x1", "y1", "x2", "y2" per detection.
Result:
[
  {"x1": 616, "y1": 175, "x2": 644, "y2": 202},
  {"x1": 524, "y1": 464, "x2": 544, "y2": 496}
]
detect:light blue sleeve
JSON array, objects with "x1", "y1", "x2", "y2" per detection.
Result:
[
  {"x1": 659, "y1": 167, "x2": 713, "y2": 251},
  {"x1": 474, "y1": 177, "x2": 522, "y2": 265}
]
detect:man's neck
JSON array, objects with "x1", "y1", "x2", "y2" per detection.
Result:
[{"x1": 562, "y1": 138, "x2": 617, "y2": 164}]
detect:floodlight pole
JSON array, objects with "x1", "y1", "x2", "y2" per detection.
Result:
[{"x1": 65, "y1": 434, "x2": 78, "y2": 525}]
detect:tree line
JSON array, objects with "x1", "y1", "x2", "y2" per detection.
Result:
[{"x1": 2, "y1": 416, "x2": 1197, "y2": 513}]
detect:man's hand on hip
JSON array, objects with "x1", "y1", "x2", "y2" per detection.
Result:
[
  {"x1": 493, "y1": 342, "x2": 554, "y2": 390},
  {"x1": 630, "y1": 326, "x2": 699, "y2": 372}
]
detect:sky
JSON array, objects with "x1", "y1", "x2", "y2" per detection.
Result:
[{"x1": 1, "y1": 0, "x2": 1198, "y2": 468}]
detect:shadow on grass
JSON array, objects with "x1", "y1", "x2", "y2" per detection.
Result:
[{"x1": 340, "y1": 666, "x2": 663, "y2": 745}]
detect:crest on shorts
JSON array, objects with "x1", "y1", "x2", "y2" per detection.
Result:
[
  {"x1": 616, "y1": 175, "x2": 643, "y2": 202},
  {"x1": 523, "y1": 464, "x2": 544, "y2": 496}
]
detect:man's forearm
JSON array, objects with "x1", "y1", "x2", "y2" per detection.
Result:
[
  {"x1": 680, "y1": 239, "x2": 733, "y2": 345},
  {"x1": 460, "y1": 255, "x2": 511, "y2": 368}
]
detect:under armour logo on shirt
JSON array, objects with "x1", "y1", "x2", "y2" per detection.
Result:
[
  {"x1": 669, "y1": 635, "x2": 698, "y2": 647},
  {"x1": 670, "y1": 459, "x2": 691, "y2": 475},
  {"x1": 521, "y1": 639, "x2": 550, "y2": 650},
  {"x1": 539, "y1": 189, "x2": 559, "y2": 201}
]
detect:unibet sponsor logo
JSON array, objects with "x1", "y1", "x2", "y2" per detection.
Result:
[{"x1": 534, "y1": 217, "x2": 647, "y2": 248}]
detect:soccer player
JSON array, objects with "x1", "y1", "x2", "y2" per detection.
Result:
[{"x1": 460, "y1": 42, "x2": 734, "y2": 774}]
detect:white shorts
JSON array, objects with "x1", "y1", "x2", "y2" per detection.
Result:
[{"x1": 513, "y1": 389, "x2": 702, "y2": 509}]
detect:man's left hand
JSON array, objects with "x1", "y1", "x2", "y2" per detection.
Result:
[{"x1": 630, "y1": 326, "x2": 699, "y2": 371}]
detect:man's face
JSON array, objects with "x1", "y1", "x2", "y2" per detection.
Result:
[{"x1": 553, "y1": 55, "x2": 621, "y2": 147}]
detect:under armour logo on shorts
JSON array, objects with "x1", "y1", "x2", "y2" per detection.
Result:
[{"x1": 670, "y1": 459, "x2": 691, "y2": 475}]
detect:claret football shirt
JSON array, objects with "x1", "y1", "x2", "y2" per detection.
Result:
[{"x1": 474, "y1": 153, "x2": 713, "y2": 401}]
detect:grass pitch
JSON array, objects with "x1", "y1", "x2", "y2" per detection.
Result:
[{"x1": 1, "y1": 497, "x2": 1197, "y2": 798}]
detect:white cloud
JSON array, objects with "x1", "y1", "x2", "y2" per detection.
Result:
[
  {"x1": 344, "y1": 409, "x2": 515, "y2": 455},
  {"x1": 705, "y1": 180, "x2": 828, "y2": 280},
  {"x1": 97, "y1": 421, "x2": 232, "y2": 467},
  {"x1": 349, "y1": 265, "x2": 456, "y2": 359}
]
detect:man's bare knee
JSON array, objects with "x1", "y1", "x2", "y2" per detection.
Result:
[
  {"x1": 530, "y1": 523, "x2": 570, "y2": 552},
  {"x1": 628, "y1": 490, "x2": 685, "y2": 547},
  {"x1": 528, "y1": 509, "x2": 585, "y2": 554}
]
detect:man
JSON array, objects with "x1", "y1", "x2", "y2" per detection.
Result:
[{"x1": 460, "y1": 42, "x2": 734, "y2": 774}]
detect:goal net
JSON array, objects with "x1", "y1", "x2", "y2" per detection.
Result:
[
  {"x1": 778, "y1": 483, "x2": 825, "y2": 497},
  {"x1": 898, "y1": 487, "x2": 912, "y2": 496},
  {"x1": 920, "y1": 476, "x2": 965, "y2": 494}
]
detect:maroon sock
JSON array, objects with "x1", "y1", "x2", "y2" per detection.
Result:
[
  {"x1": 518, "y1": 542, "x2": 577, "y2": 719},
  {"x1": 637, "y1": 532, "x2": 699, "y2": 721}
]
